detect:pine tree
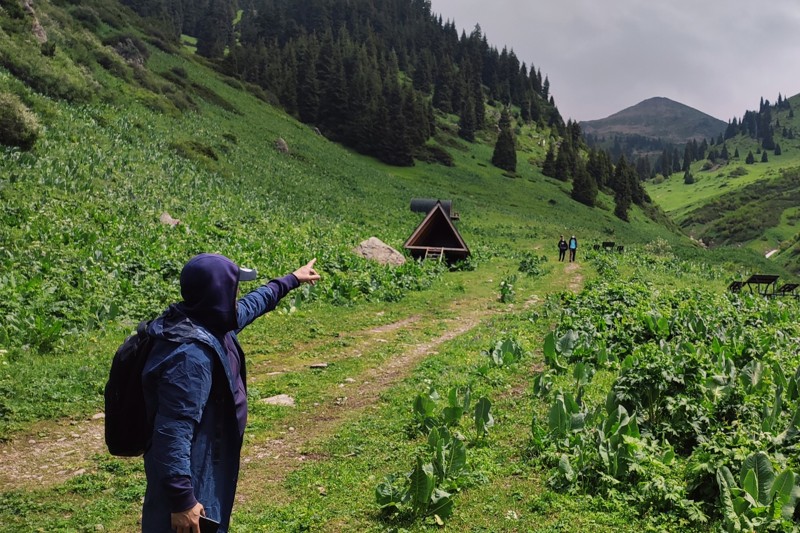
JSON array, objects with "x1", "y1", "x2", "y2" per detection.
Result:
[
  {"x1": 458, "y1": 93, "x2": 476, "y2": 142},
  {"x1": 672, "y1": 147, "x2": 682, "y2": 172},
  {"x1": 491, "y1": 108, "x2": 516, "y2": 172},
  {"x1": 614, "y1": 180, "x2": 632, "y2": 221},
  {"x1": 746, "y1": 151, "x2": 755, "y2": 164},
  {"x1": 775, "y1": 143, "x2": 782, "y2": 156},
  {"x1": 380, "y1": 80, "x2": 414, "y2": 167},
  {"x1": 682, "y1": 144, "x2": 692, "y2": 171},
  {"x1": 683, "y1": 170, "x2": 695, "y2": 184},
  {"x1": 554, "y1": 142, "x2": 572, "y2": 182},
  {"x1": 297, "y1": 58, "x2": 320, "y2": 124},
  {"x1": 612, "y1": 156, "x2": 633, "y2": 221},
  {"x1": 542, "y1": 145, "x2": 556, "y2": 177},
  {"x1": 761, "y1": 151, "x2": 768, "y2": 163},
  {"x1": 571, "y1": 162, "x2": 598, "y2": 207},
  {"x1": 316, "y1": 34, "x2": 349, "y2": 140},
  {"x1": 432, "y1": 60, "x2": 454, "y2": 114},
  {"x1": 196, "y1": 0, "x2": 234, "y2": 59}
]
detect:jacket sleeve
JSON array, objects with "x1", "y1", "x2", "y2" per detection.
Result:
[
  {"x1": 148, "y1": 343, "x2": 214, "y2": 511},
  {"x1": 236, "y1": 274, "x2": 299, "y2": 331}
]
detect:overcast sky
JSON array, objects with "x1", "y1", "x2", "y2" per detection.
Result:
[{"x1": 430, "y1": 0, "x2": 800, "y2": 123}]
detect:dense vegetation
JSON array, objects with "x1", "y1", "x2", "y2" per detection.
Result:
[
  {"x1": 117, "y1": 0, "x2": 563, "y2": 165},
  {"x1": 645, "y1": 93, "x2": 800, "y2": 272},
  {"x1": 2, "y1": 0, "x2": 800, "y2": 530},
  {"x1": 532, "y1": 247, "x2": 800, "y2": 531}
]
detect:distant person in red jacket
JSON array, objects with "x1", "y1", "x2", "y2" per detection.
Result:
[{"x1": 558, "y1": 235, "x2": 568, "y2": 261}]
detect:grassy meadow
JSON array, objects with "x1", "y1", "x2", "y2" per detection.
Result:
[
  {"x1": 2, "y1": 1, "x2": 800, "y2": 531},
  {"x1": 645, "y1": 93, "x2": 800, "y2": 265}
]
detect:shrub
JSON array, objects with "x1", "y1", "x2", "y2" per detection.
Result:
[
  {"x1": 70, "y1": 6, "x2": 101, "y2": 31},
  {"x1": 0, "y1": 36, "x2": 94, "y2": 102},
  {"x1": 414, "y1": 144, "x2": 454, "y2": 166},
  {"x1": 0, "y1": 92, "x2": 40, "y2": 150}
]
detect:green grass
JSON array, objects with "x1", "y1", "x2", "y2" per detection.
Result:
[
  {"x1": 2, "y1": 1, "x2": 800, "y2": 530},
  {"x1": 645, "y1": 94, "x2": 800, "y2": 269}
]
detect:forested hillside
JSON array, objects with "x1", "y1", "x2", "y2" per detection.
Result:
[
  {"x1": 645, "y1": 92, "x2": 800, "y2": 272},
  {"x1": 118, "y1": 0, "x2": 562, "y2": 165},
  {"x1": 3, "y1": 1, "x2": 800, "y2": 531}
]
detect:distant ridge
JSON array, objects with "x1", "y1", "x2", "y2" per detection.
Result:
[{"x1": 580, "y1": 97, "x2": 727, "y2": 144}]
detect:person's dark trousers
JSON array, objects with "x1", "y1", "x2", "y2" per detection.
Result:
[
  {"x1": 559, "y1": 250, "x2": 566, "y2": 261},
  {"x1": 569, "y1": 250, "x2": 576, "y2": 261}
]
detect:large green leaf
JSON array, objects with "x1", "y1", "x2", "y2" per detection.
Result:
[
  {"x1": 558, "y1": 454, "x2": 575, "y2": 483},
  {"x1": 474, "y1": 397, "x2": 493, "y2": 438},
  {"x1": 740, "y1": 452, "x2": 775, "y2": 506},
  {"x1": 742, "y1": 469, "x2": 759, "y2": 507},
  {"x1": 543, "y1": 332, "x2": 566, "y2": 371},
  {"x1": 740, "y1": 360, "x2": 765, "y2": 393},
  {"x1": 557, "y1": 329, "x2": 579, "y2": 357},
  {"x1": 543, "y1": 331, "x2": 556, "y2": 360},
  {"x1": 375, "y1": 474, "x2": 407, "y2": 509},
  {"x1": 769, "y1": 469, "x2": 797, "y2": 520},
  {"x1": 413, "y1": 393, "x2": 436, "y2": 419},
  {"x1": 548, "y1": 398, "x2": 568, "y2": 437},
  {"x1": 429, "y1": 488, "x2": 454, "y2": 520},
  {"x1": 409, "y1": 458, "x2": 435, "y2": 515},
  {"x1": 446, "y1": 438, "x2": 467, "y2": 479}
]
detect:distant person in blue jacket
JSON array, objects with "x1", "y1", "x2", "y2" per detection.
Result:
[
  {"x1": 141, "y1": 253, "x2": 320, "y2": 533},
  {"x1": 568, "y1": 235, "x2": 578, "y2": 262},
  {"x1": 558, "y1": 235, "x2": 568, "y2": 261}
]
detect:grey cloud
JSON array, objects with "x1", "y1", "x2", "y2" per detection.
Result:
[{"x1": 431, "y1": 0, "x2": 800, "y2": 122}]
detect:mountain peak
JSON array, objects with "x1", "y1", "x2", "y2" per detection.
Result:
[{"x1": 580, "y1": 98, "x2": 726, "y2": 144}]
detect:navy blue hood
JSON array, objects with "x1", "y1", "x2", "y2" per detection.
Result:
[{"x1": 177, "y1": 253, "x2": 240, "y2": 335}]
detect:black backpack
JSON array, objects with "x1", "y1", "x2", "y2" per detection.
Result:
[{"x1": 104, "y1": 320, "x2": 154, "y2": 457}]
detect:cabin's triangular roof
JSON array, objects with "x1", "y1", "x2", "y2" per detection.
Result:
[{"x1": 404, "y1": 202, "x2": 469, "y2": 261}]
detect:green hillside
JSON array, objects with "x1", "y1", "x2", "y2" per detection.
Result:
[
  {"x1": 2, "y1": 1, "x2": 800, "y2": 531},
  {"x1": 645, "y1": 93, "x2": 800, "y2": 272}
]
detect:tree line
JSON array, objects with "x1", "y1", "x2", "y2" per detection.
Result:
[{"x1": 120, "y1": 0, "x2": 562, "y2": 166}]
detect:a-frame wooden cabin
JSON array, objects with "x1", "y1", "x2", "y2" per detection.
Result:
[{"x1": 404, "y1": 200, "x2": 470, "y2": 263}]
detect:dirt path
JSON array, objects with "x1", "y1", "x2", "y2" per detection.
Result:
[
  {"x1": 0, "y1": 309, "x2": 484, "y2": 493},
  {"x1": 236, "y1": 312, "x2": 485, "y2": 503},
  {"x1": 0, "y1": 264, "x2": 586, "y2": 494},
  {"x1": 564, "y1": 261, "x2": 584, "y2": 292}
]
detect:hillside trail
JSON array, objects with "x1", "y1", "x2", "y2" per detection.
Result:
[
  {"x1": 564, "y1": 261, "x2": 584, "y2": 292},
  {"x1": 0, "y1": 263, "x2": 587, "y2": 495}
]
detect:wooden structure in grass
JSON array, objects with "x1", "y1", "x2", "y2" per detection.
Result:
[
  {"x1": 727, "y1": 274, "x2": 799, "y2": 298},
  {"x1": 404, "y1": 199, "x2": 469, "y2": 263}
]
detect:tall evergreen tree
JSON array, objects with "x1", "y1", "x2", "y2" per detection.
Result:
[
  {"x1": 491, "y1": 108, "x2": 516, "y2": 172},
  {"x1": 297, "y1": 55, "x2": 321, "y2": 124},
  {"x1": 316, "y1": 33, "x2": 349, "y2": 139},
  {"x1": 571, "y1": 162, "x2": 598, "y2": 207},
  {"x1": 458, "y1": 92, "x2": 476, "y2": 142},
  {"x1": 196, "y1": 0, "x2": 234, "y2": 59},
  {"x1": 542, "y1": 145, "x2": 556, "y2": 177},
  {"x1": 554, "y1": 142, "x2": 572, "y2": 182}
]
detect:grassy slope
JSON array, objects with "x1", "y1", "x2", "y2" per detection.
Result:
[
  {"x1": 645, "y1": 94, "x2": 800, "y2": 267},
  {"x1": 1, "y1": 1, "x2": 797, "y2": 530}
]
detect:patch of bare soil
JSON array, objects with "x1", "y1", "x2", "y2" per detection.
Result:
[
  {"x1": 564, "y1": 261, "x2": 584, "y2": 292},
  {"x1": 236, "y1": 312, "x2": 486, "y2": 502},
  {"x1": 0, "y1": 309, "x2": 486, "y2": 494},
  {"x1": 0, "y1": 415, "x2": 107, "y2": 490}
]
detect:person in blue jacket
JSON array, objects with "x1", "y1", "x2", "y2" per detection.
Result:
[
  {"x1": 141, "y1": 253, "x2": 320, "y2": 533},
  {"x1": 568, "y1": 235, "x2": 578, "y2": 262}
]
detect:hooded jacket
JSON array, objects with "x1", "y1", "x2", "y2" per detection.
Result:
[{"x1": 141, "y1": 254, "x2": 298, "y2": 532}]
